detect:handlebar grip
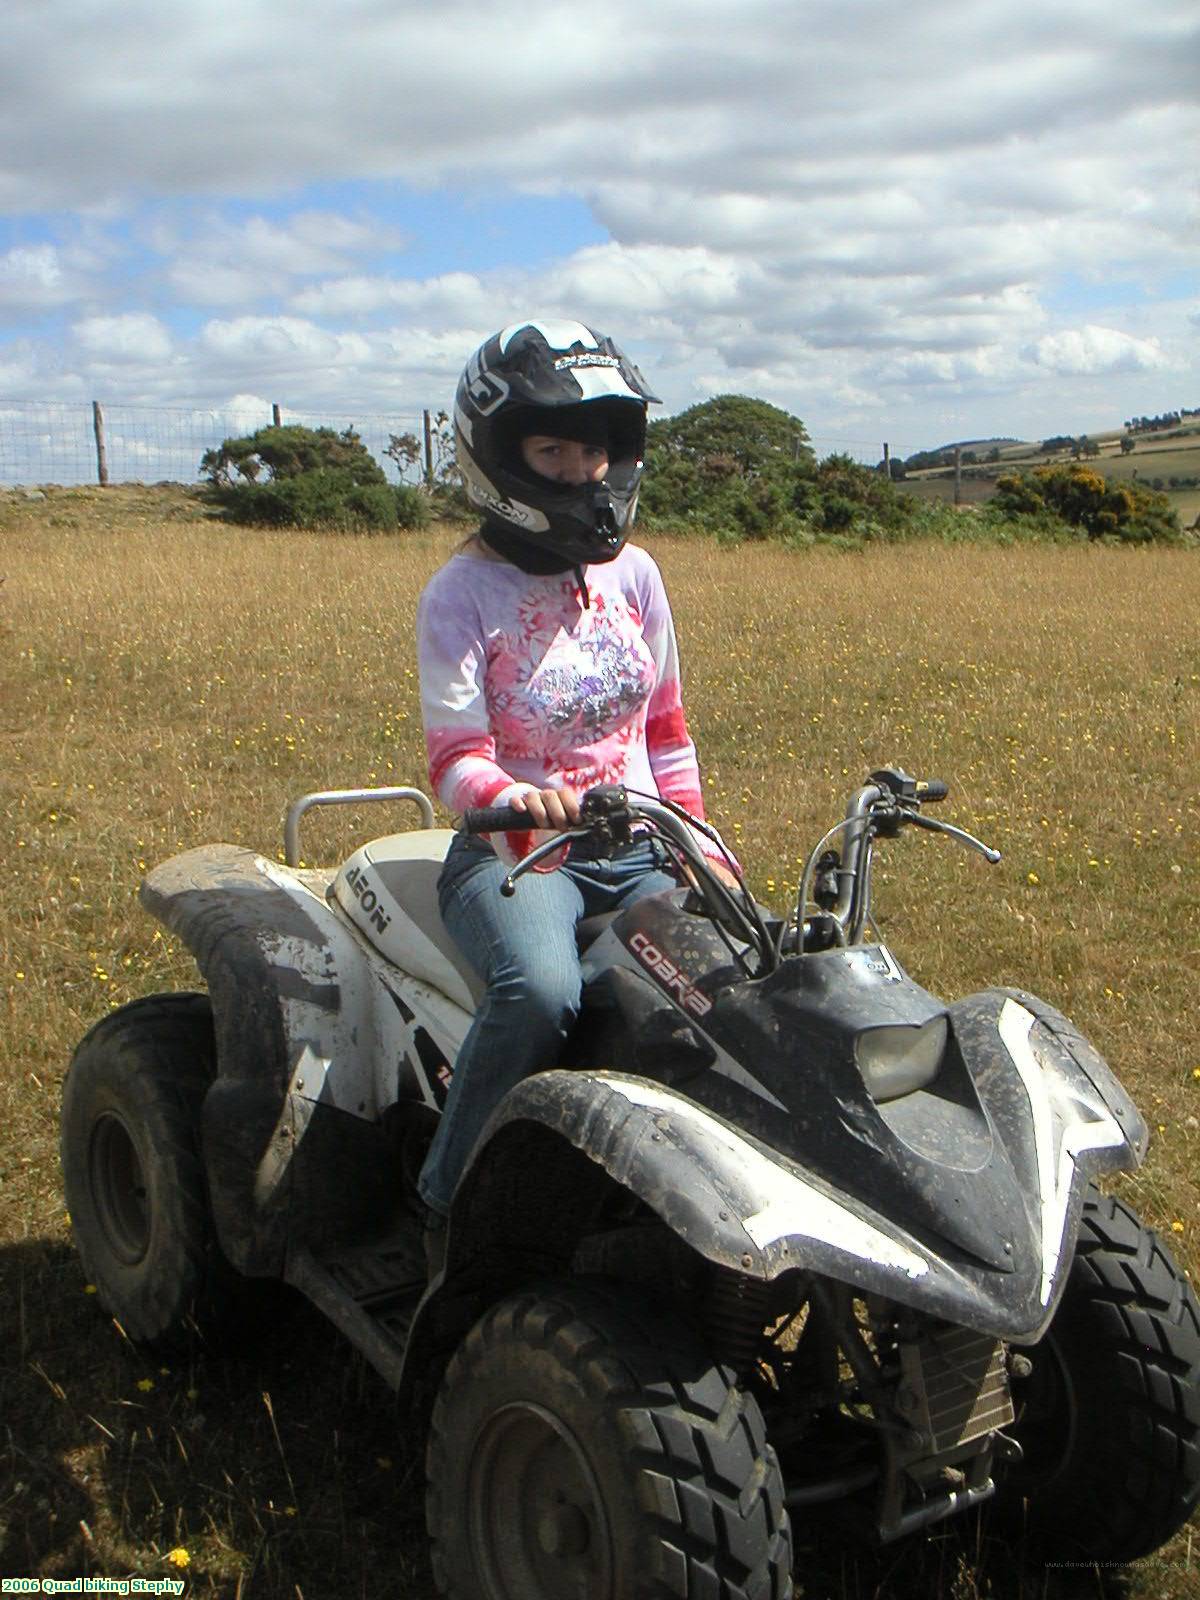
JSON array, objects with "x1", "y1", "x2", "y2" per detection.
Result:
[
  {"x1": 916, "y1": 779, "x2": 949, "y2": 803},
  {"x1": 461, "y1": 804, "x2": 535, "y2": 835}
]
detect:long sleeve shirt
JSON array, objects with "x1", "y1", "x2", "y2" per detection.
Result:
[{"x1": 417, "y1": 542, "x2": 725, "y2": 865}]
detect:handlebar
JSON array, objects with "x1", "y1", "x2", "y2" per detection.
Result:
[
  {"x1": 459, "y1": 769, "x2": 999, "y2": 973},
  {"x1": 462, "y1": 802, "x2": 538, "y2": 835},
  {"x1": 794, "y1": 767, "x2": 999, "y2": 951},
  {"x1": 461, "y1": 785, "x2": 773, "y2": 974}
]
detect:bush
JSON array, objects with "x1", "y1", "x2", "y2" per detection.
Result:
[
  {"x1": 200, "y1": 424, "x2": 425, "y2": 531},
  {"x1": 992, "y1": 464, "x2": 1180, "y2": 543},
  {"x1": 814, "y1": 454, "x2": 915, "y2": 539},
  {"x1": 393, "y1": 483, "x2": 430, "y2": 530},
  {"x1": 638, "y1": 396, "x2": 921, "y2": 545}
]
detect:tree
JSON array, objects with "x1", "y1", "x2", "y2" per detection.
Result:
[
  {"x1": 647, "y1": 395, "x2": 813, "y2": 475},
  {"x1": 903, "y1": 447, "x2": 955, "y2": 472},
  {"x1": 639, "y1": 396, "x2": 914, "y2": 543},
  {"x1": 639, "y1": 396, "x2": 814, "y2": 539},
  {"x1": 200, "y1": 424, "x2": 425, "y2": 531},
  {"x1": 201, "y1": 423, "x2": 385, "y2": 486},
  {"x1": 385, "y1": 431, "x2": 422, "y2": 480}
]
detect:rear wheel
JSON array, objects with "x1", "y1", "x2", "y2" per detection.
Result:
[
  {"x1": 1001, "y1": 1185, "x2": 1200, "y2": 1561},
  {"x1": 426, "y1": 1279, "x2": 791, "y2": 1599},
  {"x1": 61, "y1": 992, "x2": 248, "y2": 1350}
]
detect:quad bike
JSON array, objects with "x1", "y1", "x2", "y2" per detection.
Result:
[{"x1": 61, "y1": 769, "x2": 1200, "y2": 1598}]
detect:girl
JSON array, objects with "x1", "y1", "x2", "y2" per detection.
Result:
[{"x1": 416, "y1": 318, "x2": 736, "y2": 1258}]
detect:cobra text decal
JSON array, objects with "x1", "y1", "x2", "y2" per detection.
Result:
[{"x1": 629, "y1": 930, "x2": 712, "y2": 1017}]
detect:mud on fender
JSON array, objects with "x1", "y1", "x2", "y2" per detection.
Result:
[{"x1": 456, "y1": 1069, "x2": 934, "y2": 1291}]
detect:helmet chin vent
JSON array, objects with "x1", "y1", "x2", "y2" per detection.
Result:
[{"x1": 589, "y1": 486, "x2": 618, "y2": 538}]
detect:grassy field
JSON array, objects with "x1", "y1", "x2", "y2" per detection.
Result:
[{"x1": 2, "y1": 485, "x2": 1198, "y2": 1598}]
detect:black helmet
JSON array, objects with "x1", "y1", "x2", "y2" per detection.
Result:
[{"x1": 454, "y1": 318, "x2": 660, "y2": 568}]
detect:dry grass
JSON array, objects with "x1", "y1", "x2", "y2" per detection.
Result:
[{"x1": 2, "y1": 486, "x2": 1198, "y2": 1596}]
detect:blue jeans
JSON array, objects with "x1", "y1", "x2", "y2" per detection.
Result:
[{"x1": 417, "y1": 833, "x2": 677, "y2": 1216}]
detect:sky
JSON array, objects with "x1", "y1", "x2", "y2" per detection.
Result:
[{"x1": 1, "y1": 0, "x2": 1197, "y2": 476}]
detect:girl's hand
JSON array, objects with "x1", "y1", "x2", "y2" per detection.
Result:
[
  {"x1": 509, "y1": 786, "x2": 582, "y2": 831},
  {"x1": 707, "y1": 860, "x2": 743, "y2": 891},
  {"x1": 680, "y1": 857, "x2": 742, "y2": 893}
]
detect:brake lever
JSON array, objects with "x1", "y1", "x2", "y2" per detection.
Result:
[
  {"x1": 905, "y1": 809, "x2": 1002, "y2": 863},
  {"x1": 500, "y1": 827, "x2": 592, "y2": 896}
]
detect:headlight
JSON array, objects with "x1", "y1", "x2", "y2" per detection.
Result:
[{"x1": 856, "y1": 1015, "x2": 948, "y2": 1102}]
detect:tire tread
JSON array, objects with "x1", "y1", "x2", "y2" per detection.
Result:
[
  {"x1": 427, "y1": 1279, "x2": 791, "y2": 1599},
  {"x1": 1008, "y1": 1185, "x2": 1200, "y2": 1561},
  {"x1": 61, "y1": 992, "x2": 241, "y2": 1350}
]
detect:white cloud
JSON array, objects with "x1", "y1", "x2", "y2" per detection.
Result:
[
  {"x1": 158, "y1": 211, "x2": 404, "y2": 306},
  {"x1": 0, "y1": 245, "x2": 72, "y2": 311},
  {"x1": 72, "y1": 313, "x2": 173, "y2": 363},
  {"x1": 209, "y1": 392, "x2": 278, "y2": 429},
  {"x1": 0, "y1": 340, "x2": 44, "y2": 394},
  {"x1": 198, "y1": 315, "x2": 372, "y2": 371},
  {"x1": 0, "y1": 1, "x2": 1195, "y2": 447},
  {"x1": 1032, "y1": 325, "x2": 1170, "y2": 376},
  {"x1": 290, "y1": 271, "x2": 490, "y2": 321}
]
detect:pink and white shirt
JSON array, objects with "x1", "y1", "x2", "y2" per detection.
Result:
[{"x1": 417, "y1": 542, "x2": 722, "y2": 865}]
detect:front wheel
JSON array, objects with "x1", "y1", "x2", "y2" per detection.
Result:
[
  {"x1": 1000, "y1": 1185, "x2": 1200, "y2": 1561},
  {"x1": 60, "y1": 992, "x2": 248, "y2": 1351},
  {"x1": 426, "y1": 1280, "x2": 792, "y2": 1599}
]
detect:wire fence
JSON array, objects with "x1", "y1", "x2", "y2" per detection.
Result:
[
  {"x1": 0, "y1": 399, "x2": 893, "y2": 489},
  {"x1": 0, "y1": 401, "x2": 436, "y2": 489},
  {"x1": 808, "y1": 434, "x2": 893, "y2": 469}
]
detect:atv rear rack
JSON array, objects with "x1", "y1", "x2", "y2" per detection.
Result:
[{"x1": 284, "y1": 786, "x2": 436, "y2": 866}]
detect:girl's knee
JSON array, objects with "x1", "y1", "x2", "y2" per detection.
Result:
[{"x1": 490, "y1": 959, "x2": 579, "y2": 1027}]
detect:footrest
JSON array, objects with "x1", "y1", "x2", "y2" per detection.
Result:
[{"x1": 286, "y1": 1221, "x2": 426, "y2": 1390}]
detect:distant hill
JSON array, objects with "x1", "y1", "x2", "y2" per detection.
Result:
[
  {"x1": 933, "y1": 436, "x2": 1024, "y2": 453},
  {"x1": 903, "y1": 438, "x2": 1027, "y2": 472},
  {"x1": 906, "y1": 407, "x2": 1200, "y2": 470}
]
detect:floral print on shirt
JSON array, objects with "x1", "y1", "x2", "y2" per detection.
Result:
[
  {"x1": 487, "y1": 585, "x2": 657, "y2": 760},
  {"x1": 417, "y1": 543, "x2": 722, "y2": 865}
]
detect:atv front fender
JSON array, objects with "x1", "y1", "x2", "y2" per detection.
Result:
[
  {"x1": 453, "y1": 1068, "x2": 933, "y2": 1285},
  {"x1": 454, "y1": 1068, "x2": 934, "y2": 1280},
  {"x1": 449, "y1": 1061, "x2": 1137, "y2": 1342},
  {"x1": 140, "y1": 845, "x2": 417, "y2": 1275}
]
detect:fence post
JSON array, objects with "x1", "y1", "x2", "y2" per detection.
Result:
[
  {"x1": 423, "y1": 410, "x2": 434, "y2": 489},
  {"x1": 882, "y1": 442, "x2": 890, "y2": 478},
  {"x1": 954, "y1": 445, "x2": 962, "y2": 506},
  {"x1": 272, "y1": 403, "x2": 282, "y2": 427},
  {"x1": 92, "y1": 401, "x2": 109, "y2": 487}
]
